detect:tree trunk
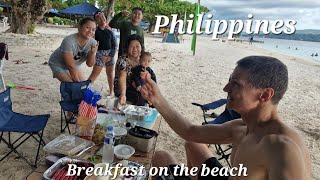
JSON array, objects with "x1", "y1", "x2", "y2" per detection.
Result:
[
  {"x1": 5, "y1": 0, "x2": 48, "y2": 34},
  {"x1": 105, "y1": 0, "x2": 115, "y2": 22}
]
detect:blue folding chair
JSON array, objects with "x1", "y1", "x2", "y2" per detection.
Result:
[
  {"x1": 0, "y1": 88, "x2": 50, "y2": 168},
  {"x1": 60, "y1": 80, "x2": 91, "y2": 133},
  {"x1": 192, "y1": 99, "x2": 240, "y2": 167}
]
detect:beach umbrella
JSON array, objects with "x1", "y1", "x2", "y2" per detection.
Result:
[
  {"x1": 191, "y1": 0, "x2": 200, "y2": 56},
  {"x1": 60, "y1": 2, "x2": 100, "y2": 16}
]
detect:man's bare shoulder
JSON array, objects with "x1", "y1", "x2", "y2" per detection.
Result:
[
  {"x1": 261, "y1": 134, "x2": 299, "y2": 150},
  {"x1": 260, "y1": 123, "x2": 307, "y2": 151},
  {"x1": 259, "y1": 128, "x2": 311, "y2": 179},
  {"x1": 260, "y1": 124, "x2": 306, "y2": 154},
  {"x1": 261, "y1": 134, "x2": 309, "y2": 177}
]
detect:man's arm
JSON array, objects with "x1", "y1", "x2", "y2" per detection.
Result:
[
  {"x1": 141, "y1": 76, "x2": 242, "y2": 144},
  {"x1": 157, "y1": 98, "x2": 242, "y2": 144},
  {"x1": 109, "y1": 11, "x2": 127, "y2": 29},
  {"x1": 264, "y1": 135, "x2": 305, "y2": 180}
]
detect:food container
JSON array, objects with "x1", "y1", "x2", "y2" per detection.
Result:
[
  {"x1": 123, "y1": 105, "x2": 153, "y2": 121},
  {"x1": 43, "y1": 134, "x2": 94, "y2": 156},
  {"x1": 76, "y1": 115, "x2": 96, "y2": 141},
  {"x1": 127, "y1": 126, "x2": 158, "y2": 153},
  {"x1": 43, "y1": 157, "x2": 94, "y2": 180}
]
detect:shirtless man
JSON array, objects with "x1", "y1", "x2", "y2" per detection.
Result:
[{"x1": 141, "y1": 56, "x2": 311, "y2": 180}]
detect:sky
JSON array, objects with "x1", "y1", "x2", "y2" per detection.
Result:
[{"x1": 185, "y1": 0, "x2": 320, "y2": 30}]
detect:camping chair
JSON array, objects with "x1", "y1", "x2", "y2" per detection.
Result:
[
  {"x1": 0, "y1": 42, "x2": 8, "y2": 91},
  {"x1": 0, "y1": 88, "x2": 50, "y2": 168},
  {"x1": 60, "y1": 80, "x2": 91, "y2": 133},
  {"x1": 192, "y1": 99, "x2": 241, "y2": 167}
]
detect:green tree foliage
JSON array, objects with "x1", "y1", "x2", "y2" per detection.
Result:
[
  {"x1": 64, "y1": 0, "x2": 95, "y2": 7},
  {"x1": 48, "y1": 0, "x2": 68, "y2": 10},
  {"x1": 1, "y1": 0, "x2": 48, "y2": 34},
  {"x1": 113, "y1": 0, "x2": 209, "y2": 30}
]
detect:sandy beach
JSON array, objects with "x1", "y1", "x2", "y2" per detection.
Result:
[{"x1": 0, "y1": 25, "x2": 319, "y2": 179}]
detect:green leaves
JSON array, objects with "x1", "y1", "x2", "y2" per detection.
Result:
[{"x1": 114, "y1": 0, "x2": 209, "y2": 28}]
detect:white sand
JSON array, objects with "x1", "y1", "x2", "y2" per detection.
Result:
[{"x1": 0, "y1": 26, "x2": 319, "y2": 179}]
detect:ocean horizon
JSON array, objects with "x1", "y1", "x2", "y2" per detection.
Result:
[{"x1": 251, "y1": 38, "x2": 320, "y2": 63}]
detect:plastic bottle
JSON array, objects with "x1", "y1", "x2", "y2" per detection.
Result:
[{"x1": 102, "y1": 126, "x2": 115, "y2": 163}]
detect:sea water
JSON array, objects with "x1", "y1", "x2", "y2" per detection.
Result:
[{"x1": 253, "y1": 38, "x2": 320, "y2": 63}]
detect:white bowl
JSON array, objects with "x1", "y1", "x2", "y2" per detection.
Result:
[
  {"x1": 113, "y1": 127, "x2": 127, "y2": 137},
  {"x1": 114, "y1": 144, "x2": 135, "y2": 159}
]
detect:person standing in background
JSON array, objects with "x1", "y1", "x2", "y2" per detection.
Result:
[
  {"x1": 109, "y1": 7, "x2": 145, "y2": 57},
  {"x1": 89, "y1": 11, "x2": 117, "y2": 97}
]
